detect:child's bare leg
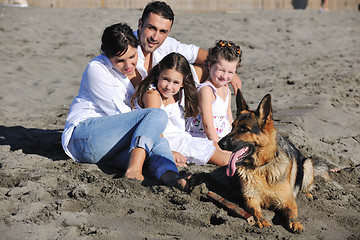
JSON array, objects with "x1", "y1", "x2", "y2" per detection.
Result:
[
  {"x1": 125, "y1": 147, "x2": 146, "y2": 181},
  {"x1": 208, "y1": 145, "x2": 231, "y2": 166}
]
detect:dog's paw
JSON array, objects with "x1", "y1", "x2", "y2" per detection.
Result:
[
  {"x1": 257, "y1": 218, "x2": 272, "y2": 228},
  {"x1": 305, "y1": 192, "x2": 313, "y2": 200},
  {"x1": 288, "y1": 220, "x2": 304, "y2": 233}
]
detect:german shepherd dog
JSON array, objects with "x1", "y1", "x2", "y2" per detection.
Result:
[{"x1": 218, "y1": 90, "x2": 314, "y2": 233}]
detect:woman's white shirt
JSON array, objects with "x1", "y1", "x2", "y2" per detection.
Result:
[{"x1": 61, "y1": 54, "x2": 134, "y2": 161}]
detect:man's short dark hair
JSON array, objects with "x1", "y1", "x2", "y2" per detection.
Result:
[{"x1": 140, "y1": 1, "x2": 174, "y2": 26}]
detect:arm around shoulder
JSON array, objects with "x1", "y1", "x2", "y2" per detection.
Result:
[
  {"x1": 230, "y1": 74, "x2": 242, "y2": 95},
  {"x1": 195, "y1": 48, "x2": 209, "y2": 65}
]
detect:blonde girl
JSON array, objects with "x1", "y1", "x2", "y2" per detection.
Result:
[{"x1": 187, "y1": 40, "x2": 242, "y2": 142}]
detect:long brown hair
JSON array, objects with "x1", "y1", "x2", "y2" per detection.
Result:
[{"x1": 131, "y1": 52, "x2": 199, "y2": 117}]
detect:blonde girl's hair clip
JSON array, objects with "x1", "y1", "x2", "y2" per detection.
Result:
[{"x1": 218, "y1": 41, "x2": 226, "y2": 47}]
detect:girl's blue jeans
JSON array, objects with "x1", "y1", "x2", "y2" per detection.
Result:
[{"x1": 69, "y1": 108, "x2": 178, "y2": 180}]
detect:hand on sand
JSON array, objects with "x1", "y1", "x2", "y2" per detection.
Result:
[{"x1": 172, "y1": 151, "x2": 188, "y2": 167}]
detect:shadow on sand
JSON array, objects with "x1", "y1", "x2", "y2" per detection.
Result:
[{"x1": 0, "y1": 125, "x2": 68, "y2": 161}]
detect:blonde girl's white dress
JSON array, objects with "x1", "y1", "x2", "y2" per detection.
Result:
[
  {"x1": 135, "y1": 86, "x2": 216, "y2": 165},
  {"x1": 186, "y1": 82, "x2": 232, "y2": 139}
]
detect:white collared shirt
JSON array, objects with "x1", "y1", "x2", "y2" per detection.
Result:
[{"x1": 61, "y1": 54, "x2": 134, "y2": 161}]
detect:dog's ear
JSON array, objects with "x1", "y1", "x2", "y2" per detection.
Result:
[
  {"x1": 256, "y1": 94, "x2": 272, "y2": 127},
  {"x1": 236, "y1": 89, "x2": 249, "y2": 114}
]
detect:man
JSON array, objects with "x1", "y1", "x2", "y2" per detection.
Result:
[{"x1": 135, "y1": 1, "x2": 242, "y2": 92}]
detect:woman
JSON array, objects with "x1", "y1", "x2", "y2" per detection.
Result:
[{"x1": 61, "y1": 23, "x2": 188, "y2": 190}]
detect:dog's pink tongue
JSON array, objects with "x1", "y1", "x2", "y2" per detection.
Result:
[
  {"x1": 226, "y1": 147, "x2": 248, "y2": 177},
  {"x1": 226, "y1": 152, "x2": 237, "y2": 177}
]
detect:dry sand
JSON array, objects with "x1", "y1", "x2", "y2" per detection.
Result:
[{"x1": 0, "y1": 6, "x2": 359, "y2": 240}]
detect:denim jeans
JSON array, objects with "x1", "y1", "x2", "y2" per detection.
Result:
[{"x1": 69, "y1": 108, "x2": 178, "y2": 180}]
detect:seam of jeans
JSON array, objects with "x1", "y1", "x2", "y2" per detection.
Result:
[{"x1": 130, "y1": 135, "x2": 154, "y2": 154}]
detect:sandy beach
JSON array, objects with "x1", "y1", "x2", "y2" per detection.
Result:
[{"x1": 0, "y1": 6, "x2": 359, "y2": 240}]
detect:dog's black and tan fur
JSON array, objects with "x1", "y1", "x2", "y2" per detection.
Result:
[{"x1": 218, "y1": 90, "x2": 314, "y2": 233}]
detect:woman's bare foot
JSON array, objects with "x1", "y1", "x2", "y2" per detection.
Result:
[
  {"x1": 125, "y1": 169, "x2": 144, "y2": 181},
  {"x1": 125, "y1": 147, "x2": 146, "y2": 181}
]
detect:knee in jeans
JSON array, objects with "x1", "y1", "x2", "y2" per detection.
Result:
[
  {"x1": 156, "y1": 136, "x2": 170, "y2": 147},
  {"x1": 150, "y1": 108, "x2": 168, "y2": 126}
]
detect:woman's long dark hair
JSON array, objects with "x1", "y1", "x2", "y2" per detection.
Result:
[
  {"x1": 132, "y1": 52, "x2": 199, "y2": 117},
  {"x1": 101, "y1": 23, "x2": 139, "y2": 58}
]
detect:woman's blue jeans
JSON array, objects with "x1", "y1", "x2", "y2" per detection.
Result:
[{"x1": 69, "y1": 108, "x2": 178, "y2": 180}]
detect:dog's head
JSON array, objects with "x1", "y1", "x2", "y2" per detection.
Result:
[{"x1": 218, "y1": 89, "x2": 277, "y2": 176}]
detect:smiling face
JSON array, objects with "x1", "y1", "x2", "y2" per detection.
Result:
[
  {"x1": 208, "y1": 58, "x2": 238, "y2": 88},
  {"x1": 157, "y1": 68, "x2": 184, "y2": 100},
  {"x1": 138, "y1": 12, "x2": 172, "y2": 54},
  {"x1": 109, "y1": 46, "x2": 138, "y2": 77}
]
